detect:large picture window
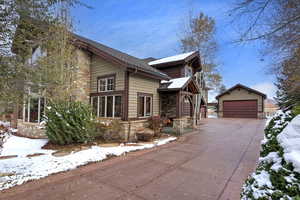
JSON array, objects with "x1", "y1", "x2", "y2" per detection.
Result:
[
  {"x1": 97, "y1": 75, "x2": 115, "y2": 92},
  {"x1": 91, "y1": 95, "x2": 122, "y2": 118},
  {"x1": 138, "y1": 94, "x2": 152, "y2": 117}
]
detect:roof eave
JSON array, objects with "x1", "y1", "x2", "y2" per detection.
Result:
[{"x1": 73, "y1": 35, "x2": 170, "y2": 81}]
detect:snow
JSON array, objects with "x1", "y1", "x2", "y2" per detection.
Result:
[
  {"x1": 208, "y1": 114, "x2": 218, "y2": 119},
  {"x1": 1, "y1": 135, "x2": 49, "y2": 157},
  {"x1": 259, "y1": 152, "x2": 282, "y2": 172},
  {"x1": 0, "y1": 121, "x2": 10, "y2": 128},
  {"x1": 148, "y1": 51, "x2": 196, "y2": 65},
  {"x1": 252, "y1": 170, "x2": 273, "y2": 188},
  {"x1": 161, "y1": 77, "x2": 190, "y2": 89},
  {"x1": 277, "y1": 115, "x2": 300, "y2": 173},
  {"x1": 0, "y1": 135, "x2": 177, "y2": 190}
]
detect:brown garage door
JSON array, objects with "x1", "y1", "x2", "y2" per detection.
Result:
[{"x1": 223, "y1": 100, "x2": 257, "y2": 118}]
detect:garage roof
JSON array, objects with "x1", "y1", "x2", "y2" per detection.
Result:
[{"x1": 216, "y1": 84, "x2": 267, "y2": 99}]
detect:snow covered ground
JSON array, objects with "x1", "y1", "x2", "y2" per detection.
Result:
[
  {"x1": 277, "y1": 115, "x2": 300, "y2": 173},
  {"x1": 241, "y1": 110, "x2": 300, "y2": 199},
  {"x1": 0, "y1": 135, "x2": 177, "y2": 191},
  {"x1": 208, "y1": 114, "x2": 218, "y2": 119}
]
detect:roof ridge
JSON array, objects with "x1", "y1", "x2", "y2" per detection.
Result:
[{"x1": 72, "y1": 33, "x2": 170, "y2": 80}]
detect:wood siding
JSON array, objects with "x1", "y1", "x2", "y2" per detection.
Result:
[
  {"x1": 90, "y1": 55, "x2": 125, "y2": 93},
  {"x1": 157, "y1": 65, "x2": 184, "y2": 79},
  {"x1": 128, "y1": 74, "x2": 160, "y2": 118}
]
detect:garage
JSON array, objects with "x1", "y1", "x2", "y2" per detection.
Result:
[
  {"x1": 223, "y1": 100, "x2": 257, "y2": 118},
  {"x1": 216, "y1": 84, "x2": 266, "y2": 119}
]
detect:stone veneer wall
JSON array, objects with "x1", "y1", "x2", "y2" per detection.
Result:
[
  {"x1": 160, "y1": 93, "x2": 177, "y2": 118},
  {"x1": 120, "y1": 120, "x2": 149, "y2": 142},
  {"x1": 17, "y1": 120, "x2": 47, "y2": 139},
  {"x1": 73, "y1": 49, "x2": 91, "y2": 104},
  {"x1": 173, "y1": 117, "x2": 193, "y2": 134},
  {"x1": 16, "y1": 118, "x2": 150, "y2": 141}
]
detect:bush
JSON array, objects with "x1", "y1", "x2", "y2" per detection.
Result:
[
  {"x1": 0, "y1": 123, "x2": 10, "y2": 153},
  {"x1": 241, "y1": 111, "x2": 300, "y2": 200},
  {"x1": 148, "y1": 116, "x2": 163, "y2": 137},
  {"x1": 45, "y1": 101, "x2": 96, "y2": 145},
  {"x1": 94, "y1": 119, "x2": 123, "y2": 142}
]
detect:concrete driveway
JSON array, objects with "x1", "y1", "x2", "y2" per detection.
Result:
[{"x1": 0, "y1": 118, "x2": 265, "y2": 200}]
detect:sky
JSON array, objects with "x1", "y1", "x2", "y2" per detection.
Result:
[{"x1": 71, "y1": 0, "x2": 277, "y2": 102}]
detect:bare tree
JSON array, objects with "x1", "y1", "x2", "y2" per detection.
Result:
[
  {"x1": 231, "y1": 0, "x2": 300, "y2": 108},
  {"x1": 179, "y1": 12, "x2": 222, "y2": 90},
  {"x1": 231, "y1": 0, "x2": 300, "y2": 60}
]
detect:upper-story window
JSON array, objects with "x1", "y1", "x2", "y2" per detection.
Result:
[
  {"x1": 28, "y1": 46, "x2": 47, "y2": 65},
  {"x1": 184, "y1": 66, "x2": 193, "y2": 77},
  {"x1": 98, "y1": 75, "x2": 115, "y2": 92}
]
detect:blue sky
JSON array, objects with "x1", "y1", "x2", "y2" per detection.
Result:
[{"x1": 71, "y1": 0, "x2": 276, "y2": 101}]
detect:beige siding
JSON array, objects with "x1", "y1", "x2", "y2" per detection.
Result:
[
  {"x1": 90, "y1": 55, "x2": 125, "y2": 93},
  {"x1": 73, "y1": 49, "x2": 91, "y2": 104},
  {"x1": 128, "y1": 74, "x2": 160, "y2": 118},
  {"x1": 218, "y1": 88, "x2": 264, "y2": 113}
]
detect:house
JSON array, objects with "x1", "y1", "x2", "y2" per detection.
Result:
[
  {"x1": 216, "y1": 84, "x2": 267, "y2": 118},
  {"x1": 264, "y1": 99, "x2": 279, "y2": 118},
  {"x1": 16, "y1": 33, "x2": 207, "y2": 140}
]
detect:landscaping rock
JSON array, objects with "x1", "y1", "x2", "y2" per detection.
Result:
[
  {"x1": 52, "y1": 151, "x2": 72, "y2": 157},
  {"x1": 0, "y1": 172, "x2": 15, "y2": 177},
  {"x1": 26, "y1": 153, "x2": 45, "y2": 158},
  {"x1": 136, "y1": 128, "x2": 154, "y2": 142},
  {"x1": 0, "y1": 155, "x2": 17, "y2": 160}
]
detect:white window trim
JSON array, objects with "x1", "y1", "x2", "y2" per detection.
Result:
[
  {"x1": 139, "y1": 95, "x2": 152, "y2": 118},
  {"x1": 98, "y1": 77, "x2": 115, "y2": 92},
  {"x1": 92, "y1": 95, "x2": 121, "y2": 118},
  {"x1": 23, "y1": 96, "x2": 45, "y2": 123}
]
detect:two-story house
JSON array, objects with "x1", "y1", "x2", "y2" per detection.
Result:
[{"x1": 16, "y1": 33, "x2": 207, "y2": 140}]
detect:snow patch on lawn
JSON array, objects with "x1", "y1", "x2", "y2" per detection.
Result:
[
  {"x1": 0, "y1": 135, "x2": 176, "y2": 190},
  {"x1": 1, "y1": 135, "x2": 50, "y2": 157}
]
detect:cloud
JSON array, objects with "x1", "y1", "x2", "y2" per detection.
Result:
[
  {"x1": 208, "y1": 90, "x2": 218, "y2": 103},
  {"x1": 252, "y1": 82, "x2": 277, "y2": 99}
]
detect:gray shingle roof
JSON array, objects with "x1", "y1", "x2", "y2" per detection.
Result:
[{"x1": 73, "y1": 34, "x2": 170, "y2": 80}]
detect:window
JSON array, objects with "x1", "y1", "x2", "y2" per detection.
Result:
[
  {"x1": 138, "y1": 94, "x2": 152, "y2": 117},
  {"x1": 185, "y1": 66, "x2": 193, "y2": 77},
  {"x1": 106, "y1": 96, "x2": 113, "y2": 117},
  {"x1": 23, "y1": 96, "x2": 46, "y2": 123},
  {"x1": 98, "y1": 76, "x2": 115, "y2": 92},
  {"x1": 91, "y1": 95, "x2": 122, "y2": 118}
]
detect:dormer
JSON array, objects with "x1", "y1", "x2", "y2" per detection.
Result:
[{"x1": 147, "y1": 51, "x2": 202, "y2": 79}]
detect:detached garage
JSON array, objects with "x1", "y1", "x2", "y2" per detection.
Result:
[{"x1": 216, "y1": 84, "x2": 267, "y2": 119}]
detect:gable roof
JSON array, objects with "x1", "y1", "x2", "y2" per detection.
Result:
[
  {"x1": 158, "y1": 77, "x2": 200, "y2": 93},
  {"x1": 216, "y1": 83, "x2": 267, "y2": 99},
  {"x1": 72, "y1": 34, "x2": 170, "y2": 80},
  {"x1": 148, "y1": 51, "x2": 199, "y2": 67}
]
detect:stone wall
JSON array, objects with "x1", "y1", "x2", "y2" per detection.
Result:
[
  {"x1": 74, "y1": 49, "x2": 91, "y2": 104},
  {"x1": 94, "y1": 118, "x2": 149, "y2": 142},
  {"x1": 17, "y1": 120, "x2": 47, "y2": 139},
  {"x1": 120, "y1": 120, "x2": 149, "y2": 142},
  {"x1": 160, "y1": 92, "x2": 177, "y2": 118},
  {"x1": 173, "y1": 117, "x2": 193, "y2": 134}
]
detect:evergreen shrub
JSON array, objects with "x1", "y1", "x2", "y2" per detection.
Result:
[{"x1": 45, "y1": 101, "x2": 95, "y2": 145}]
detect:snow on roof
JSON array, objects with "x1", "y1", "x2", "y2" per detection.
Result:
[
  {"x1": 161, "y1": 77, "x2": 190, "y2": 89},
  {"x1": 149, "y1": 51, "x2": 196, "y2": 65}
]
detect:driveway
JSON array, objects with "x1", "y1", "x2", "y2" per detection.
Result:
[{"x1": 0, "y1": 118, "x2": 265, "y2": 200}]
